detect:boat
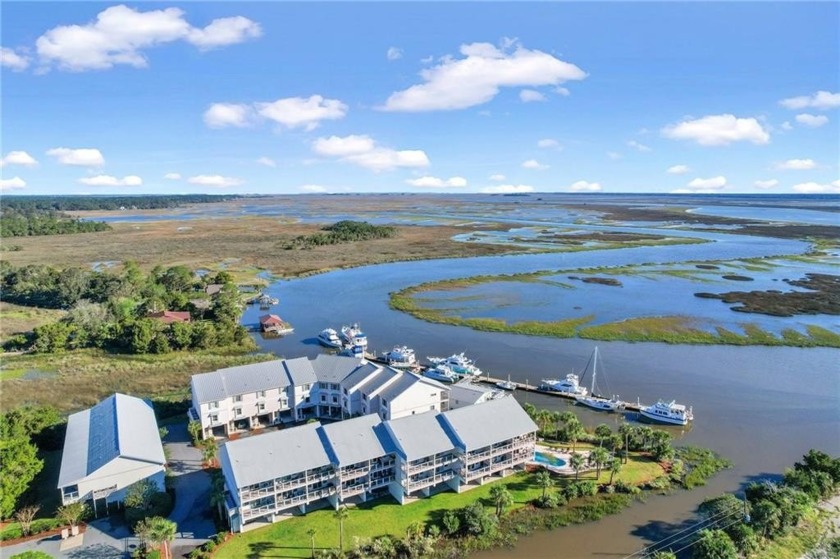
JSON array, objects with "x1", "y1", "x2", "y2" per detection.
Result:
[
  {"x1": 575, "y1": 347, "x2": 624, "y2": 412},
  {"x1": 426, "y1": 353, "x2": 483, "y2": 378},
  {"x1": 339, "y1": 344, "x2": 366, "y2": 358},
  {"x1": 317, "y1": 328, "x2": 342, "y2": 349},
  {"x1": 340, "y1": 323, "x2": 368, "y2": 350},
  {"x1": 383, "y1": 345, "x2": 417, "y2": 369},
  {"x1": 495, "y1": 375, "x2": 517, "y2": 391},
  {"x1": 639, "y1": 400, "x2": 694, "y2": 426},
  {"x1": 423, "y1": 364, "x2": 459, "y2": 384},
  {"x1": 540, "y1": 374, "x2": 587, "y2": 396}
]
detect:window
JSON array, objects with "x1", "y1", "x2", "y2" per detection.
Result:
[
  {"x1": 234, "y1": 408, "x2": 243, "y2": 417},
  {"x1": 343, "y1": 387, "x2": 348, "y2": 395},
  {"x1": 331, "y1": 383, "x2": 339, "y2": 391},
  {"x1": 382, "y1": 399, "x2": 387, "y2": 406},
  {"x1": 257, "y1": 403, "x2": 265, "y2": 412},
  {"x1": 209, "y1": 401, "x2": 219, "y2": 409},
  {"x1": 321, "y1": 394, "x2": 326, "y2": 402},
  {"x1": 332, "y1": 396, "x2": 338, "y2": 403},
  {"x1": 362, "y1": 394, "x2": 367, "y2": 401},
  {"x1": 210, "y1": 413, "x2": 219, "y2": 423},
  {"x1": 257, "y1": 391, "x2": 266, "y2": 398},
  {"x1": 233, "y1": 395, "x2": 242, "y2": 403},
  {"x1": 430, "y1": 405, "x2": 435, "y2": 410},
  {"x1": 302, "y1": 384, "x2": 311, "y2": 391}
]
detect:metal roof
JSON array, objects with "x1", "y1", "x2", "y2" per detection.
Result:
[
  {"x1": 310, "y1": 354, "x2": 365, "y2": 384},
  {"x1": 356, "y1": 367, "x2": 400, "y2": 396},
  {"x1": 342, "y1": 362, "x2": 385, "y2": 390},
  {"x1": 439, "y1": 396, "x2": 537, "y2": 451},
  {"x1": 385, "y1": 411, "x2": 457, "y2": 461},
  {"x1": 191, "y1": 360, "x2": 289, "y2": 403},
  {"x1": 58, "y1": 393, "x2": 165, "y2": 487},
  {"x1": 319, "y1": 414, "x2": 389, "y2": 466},
  {"x1": 283, "y1": 357, "x2": 318, "y2": 386},
  {"x1": 221, "y1": 422, "x2": 331, "y2": 488}
]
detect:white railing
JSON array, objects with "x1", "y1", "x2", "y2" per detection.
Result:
[
  {"x1": 241, "y1": 487, "x2": 274, "y2": 502},
  {"x1": 242, "y1": 504, "x2": 274, "y2": 520}
]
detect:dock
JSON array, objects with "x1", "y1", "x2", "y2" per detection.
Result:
[{"x1": 477, "y1": 376, "x2": 643, "y2": 412}]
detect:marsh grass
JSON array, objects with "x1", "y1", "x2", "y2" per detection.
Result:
[{"x1": 0, "y1": 302, "x2": 66, "y2": 343}]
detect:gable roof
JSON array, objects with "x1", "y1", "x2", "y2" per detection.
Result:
[
  {"x1": 311, "y1": 354, "x2": 365, "y2": 384},
  {"x1": 147, "y1": 310, "x2": 191, "y2": 323},
  {"x1": 283, "y1": 357, "x2": 318, "y2": 386},
  {"x1": 319, "y1": 414, "x2": 390, "y2": 466},
  {"x1": 259, "y1": 314, "x2": 283, "y2": 325},
  {"x1": 343, "y1": 362, "x2": 385, "y2": 390},
  {"x1": 439, "y1": 396, "x2": 537, "y2": 451},
  {"x1": 58, "y1": 393, "x2": 165, "y2": 487},
  {"x1": 385, "y1": 410, "x2": 457, "y2": 461},
  {"x1": 192, "y1": 360, "x2": 288, "y2": 403}
]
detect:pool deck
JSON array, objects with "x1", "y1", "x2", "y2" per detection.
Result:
[{"x1": 528, "y1": 445, "x2": 594, "y2": 476}]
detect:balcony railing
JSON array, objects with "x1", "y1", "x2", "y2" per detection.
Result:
[
  {"x1": 240, "y1": 487, "x2": 275, "y2": 502},
  {"x1": 407, "y1": 471, "x2": 454, "y2": 491},
  {"x1": 408, "y1": 456, "x2": 456, "y2": 473},
  {"x1": 242, "y1": 504, "x2": 275, "y2": 520}
]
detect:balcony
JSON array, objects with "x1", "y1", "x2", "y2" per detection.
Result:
[
  {"x1": 340, "y1": 484, "x2": 366, "y2": 498},
  {"x1": 339, "y1": 467, "x2": 369, "y2": 481},
  {"x1": 408, "y1": 456, "x2": 456, "y2": 474},
  {"x1": 242, "y1": 504, "x2": 275, "y2": 520},
  {"x1": 407, "y1": 471, "x2": 454, "y2": 491},
  {"x1": 240, "y1": 487, "x2": 274, "y2": 502}
]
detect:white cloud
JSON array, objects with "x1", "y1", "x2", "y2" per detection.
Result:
[
  {"x1": 489, "y1": 174, "x2": 506, "y2": 182},
  {"x1": 1, "y1": 47, "x2": 30, "y2": 71},
  {"x1": 791, "y1": 181, "x2": 840, "y2": 194},
  {"x1": 164, "y1": 172, "x2": 181, "y2": 180},
  {"x1": 0, "y1": 176, "x2": 26, "y2": 190},
  {"x1": 300, "y1": 184, "x2": 328, "y2": 193},
  {"x1": 568, "y1": 180, "x2": 602, "y2": 192},
  {"x1": 661, "y1": 114, "x2": 770, "y2": 146},
  {"x1": 781, "y1": 121, "x2": 793, "y2": 131},
  {"x1": 46, "y1": 147, "x2": 104, "y2": 166},
  {"x1": 754, "y1": 179, "x2": 779, "y2": 189},
  {"x1": 187, "y1": 175, "x2": 243, "y2": 187},
  {"x1": 607, "y1": 151, "x2": 622, "y2": 160},
  {"x1": 35, "y1": 5, "x2": 260, "y2": 72},
  {"x1": 795, "y1": 113, "x2": 829, "y2": 128},
  {"x1": 480, "y1": 184, "x2": 534, "y2": 194},
  {"x1": 519, "y1": 89, "x2": 546, "y2": 103},
  {"x1": 203, "y1": 103, "x2": 253, "y2": 128},
  {"x1": 780, "y1": 91, "x2": 840, "y2": 110},
  {"x1": 382, "y1": 41, "x2": 586, "y2": 111},
  {"x1": 666, "y1": 165, "x2": 691, "y2": 175},
  {"x1": 78, "y1": 175, "x2": 142, "y2": 187},
  {"x1": 311, "y1": 134, "x2": 429, "y2": 172},
  {"x1": 537, "y1": 138, "x2": 560, "y2": 149},
  {"x1": 555, "y1": 86, "x2": 570, "y2": 96},
  {"x1": 256, "y1": 95, "x2": 347, "y2": 131},
  {"x1": 0, "y1": 151, "x2": 38, "y2": 167},
  {"x1": 386, "y1": 47, "x2": 403, "y2": 61},
  {"x1": 522, "y1": 159, "x2": 549, "y2": 170},
  {"x1": 406, "y1": 176, "x2": 467, "y2": 188},
  {"x1": 687, "y1": 176, "x2": 727, "y2": 190},
  {"x1": 776, "y1": 158, "x2": 816, "y2": 170},
  {"x1": 627, "y1": 140, "x2": 652, "y2": 152},
  {"x1": 256, "y1": 156, "x2": 276, "y2": 167}
]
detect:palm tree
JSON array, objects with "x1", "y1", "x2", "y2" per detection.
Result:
[
  {"x1": 489, "y1": 485, "x2": 513, "y2": 518},
  {"x1": 535, "y1": 409, "x2": 553, "y2": 437},
  {"x1": 618, "y1": 423, "x2": 636, "y2": 463},
  {"x1": 567, "y1": 420, "x2": 583, "y2": 453},
  {"x1": 146, "y1": 516, "x2": 178, "y2": 559},
  {"x1": 591, "y1": 447, "x2": 611, "y2": 479},
  {"x1": 569, "y1": 452, "x2": 585, "y2": 481},
  {"x1": 202, "y1": 439, "x2": 218, "y2": 467},
  {"x1": 209, "y1": 474, "x2": 226, "y2": 523},
  {"x1": 535, "y1": 470, "x2": 553, "y2": 500},
  {"x1": 522, "y1": 402, "x2": 537, "y2": 421},
  {"x1": 638, "y1": 426, "x2": 654, "y2": 451},
  {"x1": 334, "y1": 505, "x2": 349, "y2": 551},
  {"x1": 609, "y1": 458, "x2": 622, "y2": 485},
  {"x1": 307, "y1": 528, "x2": 317, "y2": 558},
  {"x1": 594, "y1": 424, "x2": 612, "y2": 447}
]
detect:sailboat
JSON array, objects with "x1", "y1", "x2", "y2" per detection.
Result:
[
  {"x1": 575, "y1": 347, "x2": 624, "y2": 412},
  {"x1": 495, "y1": 374, "x2": 517, "y2": 391}
]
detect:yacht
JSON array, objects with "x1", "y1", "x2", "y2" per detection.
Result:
[
  {"x1": 423, "y1": 364, "x2": 459, "y2": 384},
  {"x1": 383, "y1": 346, "x2": 417, "y2": 369},
  {"x1": 575, "y1": 347, "x2": 624, "y2": 412},
  {"x1": 495, "y1": 375, "x2": 517, "y2": 391},
  {"x1": 540, "y1": 374, "x2": 587, "y2": 396},
  {"x1": 339, "y1": 344, "x2": 366, "y2": 358},
  {"x1": 340, "y1": 323, "x2": 368, "y2": 350},
  {"x1": 317, "y1": 328, "x2": 342, "y2": 349},
  {"x1": 639, "y1": 400, "x2": 694, "y2": 426},
  {"x1": 426, "y1": 353, "x2": 483, "y2": 378}
]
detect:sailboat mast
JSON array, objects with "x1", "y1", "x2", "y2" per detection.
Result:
[{"x1": 591, "y1": 347, "x2": 598, "y2": 395}]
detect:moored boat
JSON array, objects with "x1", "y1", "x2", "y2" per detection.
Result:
[
  {"x1": 496, "y1": 375, "x2": 517, "y2": 391},
  {"x1": 317, "y1": 328, "x2": 342, "y2": 349},
  {"x1": 540, "y1": 374, "x2": 587, "y2": 396},
  {"x1": 574, "y1": 347, "x2": 624, "y2": 412},
  {"x1": 639, "y1": 400, "x2": 694, "y2": 426},
  {"x1": 383, "y1": 345, "x2": 417, "y2": 369},
  {"x1": 423, "y1": 364, "x2": 459, "y2": 384},
  {"x1": 340, "y1": 323, "x2": 368, "y2": 350},
  {"x1": 426, "y1": 352, "x2": 483, "y2": 378}
]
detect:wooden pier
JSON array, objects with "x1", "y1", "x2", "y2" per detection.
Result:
[{"x1": 477, "y1": 376, "x2": 643, "y2": 413}]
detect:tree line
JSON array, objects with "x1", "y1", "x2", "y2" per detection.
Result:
[
  {"x1": 283, "y1": 220, "x2": 398, "y2": 250},
  {"x1": 2, "y1": 194, "x2": 243, "y2": 212},
  {"x1": 0, "y1": 207, "x2": 110, "y2": 238}
]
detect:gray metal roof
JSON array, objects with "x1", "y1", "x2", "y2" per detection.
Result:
[
  {"x1": 319, "y1": 414, "x2": 389, "y2": 466},
  {"x1": 192, "y1": 360, "x2": 288, "y2": 403},
  {"x1": 221, "y1": 422, "x2": 331, "y2": 488},
  {"x1": 283, "y1": 357, "x2": 318, "y2": 386},
  {"x1": 58, "y1": 393, "x2": 165, "y2": 487},
  {"x1": 440, "y1": 396, "x2": 537, "y2": 451},
  {"x1": 311, "y1": 354, "x2": 365, "y2": 384},
  {"x1": 342, "y1": 362, "x2": 384, "y2": 390},
  {"x1": 449, "y1": 382, "x2": 493, "y2": 404},
  {"x1": 385, "y1": 411, "x2": 457, "y2": 461},
  {"x1": 357, "y1": 367, "x2": 399, "y2": 396}
]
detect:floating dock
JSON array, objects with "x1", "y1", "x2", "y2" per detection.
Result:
[{"x1": 477, "y1": 376, "x2": 643, "y2": 413}]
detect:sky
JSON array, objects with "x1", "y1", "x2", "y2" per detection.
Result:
[{"x1": 1, "y1": 2, "x2": 839, "y2": 196}]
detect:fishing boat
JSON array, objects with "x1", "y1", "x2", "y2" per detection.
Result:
[
  {"x1": 383, "y1": 346, "x2": 417, "y2": 369},
  {"x1": 495, "y1": 375, "x2": 517, "y2": 391},
  {"x1": 639, "y1": 400, "x2": 694, "y2": 426},
  {"x1": 426, "y1": 353, "x2": 483, "y2": 378},
  {"x1": 340, "y1": 323, "x2": 368, "y2": 350},
  {"x1": 575, "y1": 347, "x2": 624, "y2": 412},
  {"x1": 540, "y1": 374, "x2": 587, "y2": 396},
  {"x1": 317, "y1": 328, "x2": 342, "y2": 349},
  {"x1": 423, "y1": 364, "x2": 459, "y2": 384}
]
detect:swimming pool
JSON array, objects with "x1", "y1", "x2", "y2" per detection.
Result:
[{"x1": 533, "y1": 451, "x2": 567, "y2": 467}]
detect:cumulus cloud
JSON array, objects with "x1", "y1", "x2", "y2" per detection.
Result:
[
  {"x1": 627, "y1": 140, "x2": 651, "y2": 152},
  {"x1": 406, "y1": 176, "x2": 467, "y2": 188},
  {"x1": 386, "y1": 47, "x2": 403, "y2": 61},
  {"x1": 555, "y1": 86, "x2": 570, "y2": 96},
  {"x1": 311, "y1": 134, "x2": 429, "y2": 172},
  {"x1": 381, "y1": 40, "x2": 586, "y2": 111},
  {"x1": 480, "y1": 184, "x2": 534, "y2": 194},
  {"x1": 687, "y1": 176, "x2": 727, "y2": 190},
  {"x1": 187, "y1": 175, "x2": 243, "y2": 187},
  {"x1": 256, "y1": 156, "x2": 276, "y2": 167},
  {"x1": 46, "y1": 147, "x2": 104, "y2": 166},
  {"x1": 0, "y1": 176, "x2": 26, "y2": 190},
  {"x1": 779, "y1": 91, "x2": 840, "y2": 110},
  {"x1": 661, "y1": 114, "x2": 770, "y2": 146},
  {"x1": 78, "y1": 174, "x2": 142, "y2": 186},
  {"x1": 795, "y1": 113, "x2": 829, "y2": 128},
  {"x1": 776, "y1": 158, "x2": 816, "y2": 170},
  {"x1": 256, "y1": 95, "x2": 347, "y2": 131},
  {"x1": 35, "y1": 5, "x2": 261, "y2": 72},
  {"x1": 522, "y1": 159, "x2": 549, "y2": 170},
  {"x1": 754, "y1": 179, "x2": 779, "y2": 189},
  {"x1": 489, "y1": 174, "x2": 506, "y2": 182},
  {"x1": 792, "y1": 181, "x2": 840, "y2": 194},
  {"x1": 1, "y1": 47, "x2": 30, "y2": 71},
  {"x1": 568, "y1": 180, "x2": 601, "y2": 192},
  {"x1": 164, "y1": 172, "x2": 181, "y2": 180},
  {"x1": 0, "y1": 151, "x2": 38, "y2": 167},
  {"x1": 203, "y1": 103, "x2": 253, "y2": 128},
  {"x1": 519, "y1": 89, "x2": 546, "y2": 103},
  {"x1": 666, "y1": 165, "x2": 691, "y2": 175},
  {"x1": 537, "y1": 138, "x2": 561, "y2": 149},
  {"x1": 607, "y1": 152, "x2": 622, "y2": 160},
  {"x1": 781, "y1": 121, "x2": 793, "y2": 131}
]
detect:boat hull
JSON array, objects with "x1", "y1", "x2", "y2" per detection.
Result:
[
  {"x1": 423, "y1": 372, "x2": 456, "y2": 383},
  {"x1": 318, "y1": 338, "x2": 342, "y2": 349},
  {"x1": 638, "y1": 409, "x2": 689, "y2": 426},
  {"x1": 575, "y1": 397, "x2": 621, "y2": 412}
]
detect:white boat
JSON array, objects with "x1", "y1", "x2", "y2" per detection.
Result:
[
  {"x1": 339, "y1": 344, "x2": 366, "y2": 358},
  {"x1": 426, "y1": 353, "x2": 483, "y2": 378},
  {"x1": 639, "y1": 400, "x2": 694, "y2": 426},
  {"x1": 575, "y1": 347, "x2": 624, "y2": 412},
  {"x1": 423, "y1": 364, "x2": 459, "y2": 384},
  {"x1": 496, "y1": 375, "x2": 517, "y2": 391},
  {"x1": 317, "y1": 328, "x2": 342, "y2": 349},
  {"x1": 340, "y1": 323, "x2": 368, "y2": 349},
  {"x1": 540, "y1": 374, "x2": 587, "y2": 396},
  {"x1": 383, "y1": 346, "x2": 417, "y2": 369}
]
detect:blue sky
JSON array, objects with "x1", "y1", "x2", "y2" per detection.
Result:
[{"x1": 2, "y1": 2, "x2": 838, "y2": 195}]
